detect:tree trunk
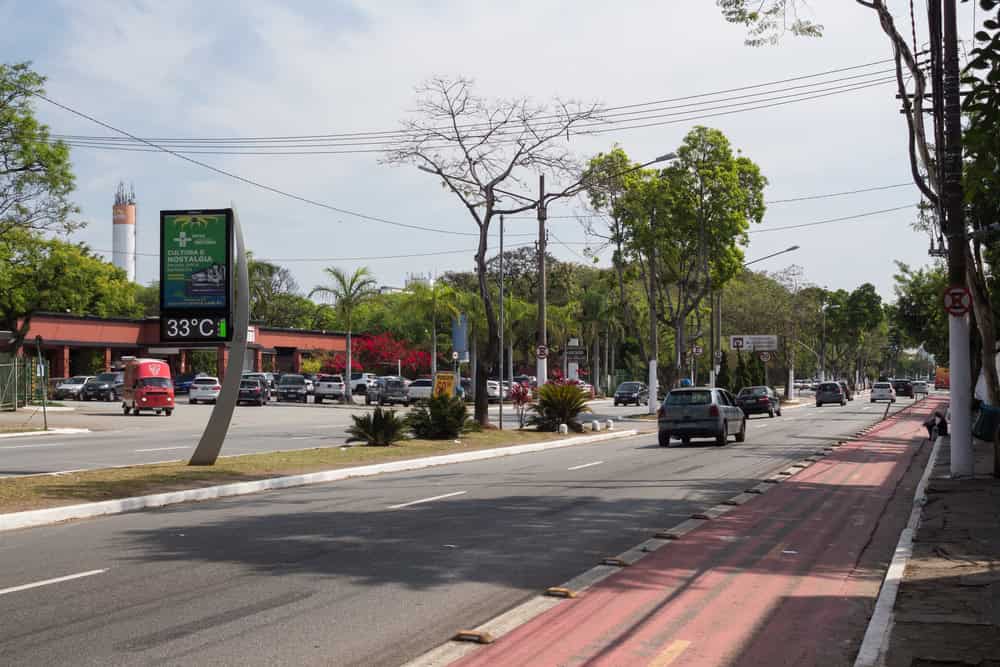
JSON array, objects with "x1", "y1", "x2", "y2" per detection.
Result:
[
  {"x1": 474, "y1": 223, "x2": 498, "y2": 426},
  {"x1": 344, "y1": 326, "x2": 353, "y2": 404},
  {"x1": 593, "y1": 334, "x2": 600, "y2": 394},
  {"x1": 967, "y1": 261, "x2": 999, "y2": 405}
]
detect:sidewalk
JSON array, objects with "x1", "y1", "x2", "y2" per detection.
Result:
[
  {"x1": 448, "y1": 397, "x2": 940, "y2": 667},
  {"x1": 884, "y1": 433, "x2": 1000, "y2": 666}
]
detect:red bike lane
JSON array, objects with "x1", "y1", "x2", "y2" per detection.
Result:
[{"x1": 454, "y1": 397, "x2": 941, "y2": 667}]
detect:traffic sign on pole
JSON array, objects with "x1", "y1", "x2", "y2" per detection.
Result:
[
  {"x1": 536, "y1": 344, "x2": 548, "y2": 359},
  {"x1": 693, "y1": 345, "x2": 704, "y2": 357},
  {"x1": 943, "y1": 286, "x2": 972, "y2": 316},
  {"x1": 759, "y1": 352, "x2": 771, "y2": 362}
]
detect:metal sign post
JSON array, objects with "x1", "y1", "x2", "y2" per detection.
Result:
[{"x1": 184, "y1": 208, "x2": 247, "y2": 466}]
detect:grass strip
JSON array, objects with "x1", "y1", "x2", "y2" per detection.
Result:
[{"x1": 0, "y1": 429, "x2": 565, "y2": 514}]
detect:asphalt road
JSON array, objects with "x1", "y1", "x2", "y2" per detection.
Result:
[
  {"x1": 0, "y1": 396, "x2": 916, "y2": 666},
  {"x1": 0, "y1": 398, "x2": 642, "y2": 476}
]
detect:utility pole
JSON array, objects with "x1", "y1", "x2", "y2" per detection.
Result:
[
  {"x1": 709, "y1": 288, "x2": 716, "y2": 387},
  {"x1": 499, "y1": 215, "x2": 504, "y2": 430},
  {"x1": 648, "y1": 208, "x2": 659, "y2": 415},
  {"x1": 536, "y1": 174, "x2": 548, "y2": 385},
  {"x1": 942, "y1": 0, "x2": 972, "y2": 476}
]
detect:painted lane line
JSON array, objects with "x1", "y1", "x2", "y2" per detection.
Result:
[
  {"x1": 389, "y1": 491, "x2": 467, "y2": 510},
  {"x1": 0, "y1": 442, "x2": 75, "y2": 450},
  {"x1": 567, "y1": 460, "x2": 604, "y2": 471},
  {"x1": 134, "y1": 446, "x2": 190, "y2": 453},
  {"x1": 650, "y1": 639, "x2": 692, "y2": 666},
  {"x1": 0, "y1": 569, "x2": 108, "y2": 597}
]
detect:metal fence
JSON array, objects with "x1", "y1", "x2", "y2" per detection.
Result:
[{"x1": 0, "y1": 358, "x2": 47, "y2": 411}]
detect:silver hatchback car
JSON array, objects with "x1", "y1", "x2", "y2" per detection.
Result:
[
  {"x1": 815, "y1": 381, "x2": 846, "y2": 407},
  {"x1": 658, "y1": 387, "x2": 747, "y2": 447}
]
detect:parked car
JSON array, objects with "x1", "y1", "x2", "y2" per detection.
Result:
[
  {"x1": 658, "y1": 387, "x2": 746, "y2": 447},
  {"x1": 408, "y1": 378, "x2": 434, "y2": 402},
  {"x1": 512, "y1": 374, "x2": 537, "y2": 388},
  {"x1": 912, "y1": 380, "x2": 929, "y2": 397},
  {"x1": 238, "y1": 378, "x2": 267, "y2": 406},
  {"x1": 188, "y1": 376, "x2": 222, "y2": 404},
  {"x1": 837, "y1": 381, "x2": 854, "y2": 401},
  {"x1": 81, "y1": 372, "x2": 123, "y2": 401},
  {"x1": 871, "y1": 381, "x2": 897, "y2": 403},
  {"x1": 891, "y1": 379, "x2": 914, "y2": 398},
  {"x1": 577, "y1": 382, "x2": 595, "y2": 398},
  {"x1": 486, "y1": 380, "x2": 503, "y2": 403},
  {"x1": 735, "y1": 386, "x2": 782, "y2": 418},
  {"x1": 121, "y1": 358, "x2": 175, "y2": 416},
  {"x1": 350, "y1": 372, "x2": 378, "y2": 395},
  {"x1": 173, "y1": 373, "x2": 199, "y2": 395},
  {"x1": 314, "y1": 374, "x2": 345, "y2": 403},
  {"x1": 614, "y1": 382, "x2": 649, "y2": 406},
  {"x1": 276, "y1": 374, "x2": 309, "y2": 403},
  {"x1": 241, "y1": 372, "x2": 273, "y2": 401},
  {"x1": 53, "y1": 375, "x2": 93, "y2": 400},
  {"x1": 815, "y1": 381, "x2": 846, "y2": 407},
  {"x1": 366, "y1": 376, "x2": 410, "y2": 406}
]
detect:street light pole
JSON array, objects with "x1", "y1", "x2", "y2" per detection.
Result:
[
  {"x1": 499, "y1": 215, "x2": 504, "y2": 430},
  {"x1": 820, "y1": 301, "x2": 839, "y2": 382}
]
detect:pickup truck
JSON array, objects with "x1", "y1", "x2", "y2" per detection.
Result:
[
  {"x1": 314, "y1": 374, "x2": 346, "y2": 403},
  {"x1": 407, "y1": 378, "x2": 434, "y2": 403}
]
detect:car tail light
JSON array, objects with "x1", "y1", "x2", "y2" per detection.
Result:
[
  {"x1": 213, "y1": 385, "x2": 221, "y2": 391},
  {"x1": 758, "y1": 397, "x2": 769, "y2": 404},
  {"x1": 709, "y1": 405, "x2": 720, "y2": 417}
]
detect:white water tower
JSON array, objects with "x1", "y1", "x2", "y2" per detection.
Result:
[{"x1": 112, "y1": 182, "x2": 136, "y2": 282}]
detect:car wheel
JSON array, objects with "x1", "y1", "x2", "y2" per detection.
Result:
[
  {"x1": 870, "y1": 399, "x2": 875, "y2": 403},
  {"x1": 776, "y1": 407, "x2": 782, "y2": 417},
  {"x1": 315, "y1": 395, "x2": 322, "y2": 404},
  {"x1": 132, "y1": 402, "x2": 140, "y2": 416},
  {"x1": 658, "y1": 431, "x2": 671, "y2": 447},
  {"x1": 768, "y1": 408, "x2": 775, "y2": 418},
  {"x1": 123, "y1": 404, "x2": 130, "y2": 415},
  {"x1": 190, "y1": 398, "x2": 197, "y2": 404},
  {"x1": 816, "y1": 402, "x2": 822, "y2": 407},
  {"x1": 165, "y1": 409, "x2": 173, "y2": 416},
  {"x1": 735, "y1": 419, "x2": 746, "y2": 443},
  {"x1": 716, "y1": 425, "x2": 728, "y2": 446}
]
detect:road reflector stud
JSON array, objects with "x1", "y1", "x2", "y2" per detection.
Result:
[
  {"x1": 545, "y1": 587, "x2": 577, "y2": 598},
  {"x1": 601, "y1": 557, "x2": 628, "y2": 567},
  {"x1": 778, "y1": 470, "x2": 794, "y2": 475},
  {"x1": 656, "y1": 530, "x2": 681, "y2": 539},
  {"x1": 453, "y1": 630, "x2": 495, "y2": 644}
]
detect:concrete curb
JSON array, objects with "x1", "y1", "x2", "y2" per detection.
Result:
[
  {"x1": 853, "y1": 432, "x2": 943, "y2": 667},
  {"x1": 0, "y1": 428, "x2": 639, "y2": 533},
  {"x1": 0, "y1": 428, "x2": 91, "y2": 440}
]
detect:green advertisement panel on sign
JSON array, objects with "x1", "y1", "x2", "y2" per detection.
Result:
[{"x1": 160, "y1": 211, "x2": 232, "y2": 310}]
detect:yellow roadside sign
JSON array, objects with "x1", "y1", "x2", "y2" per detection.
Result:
[{"x1": 433, "y1": 372, "x2": 456, "y2": 398}]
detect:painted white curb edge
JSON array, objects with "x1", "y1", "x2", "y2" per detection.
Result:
[
  {"x1": 853, "y1": 433, "x2": 943, "y2": 667},
  {"x1": 0, "y1": 429, "x2": 638, "y2": 533},
  {"x1": 0, "y1": 428, "x2": 90, "y2": 440}
]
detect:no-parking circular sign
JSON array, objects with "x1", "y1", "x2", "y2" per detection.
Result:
[{"x1": 943, "y1": 286, "x2": 972, "y2": 316}]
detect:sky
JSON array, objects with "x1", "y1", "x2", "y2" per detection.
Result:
[{"x1": 2, "y1": 1, "x2": 979, "y2": 300}]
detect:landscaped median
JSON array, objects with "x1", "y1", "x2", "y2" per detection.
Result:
[{"x1": 0, "y1": 427, "x2": 637, "y2": 531}]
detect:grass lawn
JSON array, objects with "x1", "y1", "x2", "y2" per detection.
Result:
[
  {"x1": 0, "y1": 429, "x2": 567, "y2": 514},
  {"x1": 0, "y1": 425, "x2": 44, "y2": 434}
]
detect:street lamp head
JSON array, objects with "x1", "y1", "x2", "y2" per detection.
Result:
[
  {"x1": 786, "y1": 245, "x2": 800, "y2": 252},
  {"x1": 653, "y1": 152, "x2": 677, "y2": 163},
  {"x1": 416, "y1": 165, "x2": 437, "y2": 175}
]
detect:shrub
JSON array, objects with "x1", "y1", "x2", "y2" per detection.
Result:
[
  {"x1": 406, "y1": 394, "x2": 474, "y2": 439},
  {"x1": 346, "y1": 406, "x2": 408, "y2": 446},
  {"x1": 509, "y1": 382, "x2": 532, "y2": 428},
  {"x1": 529, "y1": 382, "x2": 591, "y2": 432}
]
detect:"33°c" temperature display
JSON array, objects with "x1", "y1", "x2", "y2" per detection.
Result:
[{"x1": 160, "y1": 316, "x2": 229, "y2": 342}]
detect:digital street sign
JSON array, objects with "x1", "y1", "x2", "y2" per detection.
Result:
[{"x1": 160, "y1": 209, "x2": 233, "y2": 342}]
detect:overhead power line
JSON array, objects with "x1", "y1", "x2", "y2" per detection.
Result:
[
  {"x1": 747, "y1": 204, "x2": 916, "y2": 234},
  {"x1": 51, "y1": 57, "x2": 900, "y2": 147}
]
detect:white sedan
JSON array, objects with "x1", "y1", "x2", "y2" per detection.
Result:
[
  {"x1": 870, "y1": 382, "x2": 896, "y2": 403},
  {"x1": 408, "y1": 378, "x2": 433, "y2": 402},
  {"x1": 189, "y1": 376, "x2": 222, "y2": 404}
]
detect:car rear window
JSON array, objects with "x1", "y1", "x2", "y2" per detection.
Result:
[
  {"x1": 618, "y1": 383, "x2": 640, "y2": 392},
  {"x1": 820, "y1": 383, "x2": 841, "y2": 391},
  {"x1": 94, "y1": 373, "x2": 117, "y2": 382},
  {"x1": 739, "y1": 387, "x2": 768, "y2": 397},
  {"x1": 666, "y1": 390, "x2": 712, "y2": 405},
  {"x1": 193, "y1": 378, "x2": 218, "y2": 385},
  {"x1": 280, "y1": 375, "x2": 305, "y2": 385},
  {"x1": 874, "y1": 382, "x2": 891, "y2": 389},
  {"x1": 411, "y1": 379, "x2": 431, "y2": 387}
]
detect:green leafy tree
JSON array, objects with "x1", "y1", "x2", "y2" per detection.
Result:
[
  {"x1": 892, "y1": 262, "x2": 949, "y2": 363},
  {"x1": 133, "y1": 281, "x2": 160, "y2": 316},
  {"x1": 0, "y1": 63, "x2": 78, "y2": 238},
  {"x1": 0, "y1": 230, "x2": 141, "y2": 352},
  {"x1": 309, "y1": 267, "x2": 377, "y2": 399}
]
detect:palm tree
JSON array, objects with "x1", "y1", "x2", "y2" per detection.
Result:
[{"x1": 310, "y1": 267, "x2": 377, "y2": 401}]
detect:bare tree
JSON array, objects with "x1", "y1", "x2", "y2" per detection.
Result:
[{"x1": 385, "y1": 77, "x2": 601, "y2": 424}]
